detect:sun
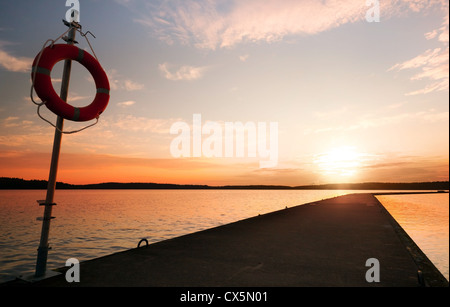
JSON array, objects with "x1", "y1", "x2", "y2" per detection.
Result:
[{"x1": 314, "y1": 146, "x2": 363, "y2": 179}]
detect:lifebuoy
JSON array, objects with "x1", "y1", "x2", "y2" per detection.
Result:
[{"x1": 31, "y1": 44, "x2": 110, "y2": 122}]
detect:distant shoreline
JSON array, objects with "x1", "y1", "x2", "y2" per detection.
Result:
[{"x1": 1, "y1": 177, "x2": 448, "y2": 191}]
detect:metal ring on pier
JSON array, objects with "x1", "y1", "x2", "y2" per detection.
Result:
[
  {"x1": 417, "y1": 270, "x2": 426, "y2": 287},
  {"x1": 138, "y1": 238, "x2": 148, "y2": 248}
]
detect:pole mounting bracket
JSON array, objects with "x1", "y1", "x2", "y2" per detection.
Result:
[
  {"x1": 62, "y1": 19, "x2": 82, "y2": 30},
  {"x1": 37, "y1": 200, "x2": 57, "y2": 206},
  {"x1": 62, "y1": 36, "x2": 79, "y2": 44}
]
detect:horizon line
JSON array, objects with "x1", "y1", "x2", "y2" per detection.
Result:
[{"x1": 1, "y1": 177, "x2": 449, "y2": 190}]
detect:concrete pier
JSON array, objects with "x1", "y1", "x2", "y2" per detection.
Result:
[{"x1": 9, "y1": 193, "x2": 450, "y2": 287}]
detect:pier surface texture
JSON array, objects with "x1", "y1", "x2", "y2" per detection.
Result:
[{"x1": 13, "y1": 193, "x2": 450, "y2": 287}]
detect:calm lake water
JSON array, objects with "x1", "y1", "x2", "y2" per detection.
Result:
[
  {"x1": 376, "y1": 193, "x2": 449, "y2": 281},
  {"x1": 0, "y1": 190, "x2": 448, "y2": 283}
]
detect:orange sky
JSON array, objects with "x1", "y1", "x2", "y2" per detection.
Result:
[
  {"x1": 0, "y1": 1, "x2": 449, "y2": 186},
  {"x1": 0, "y1": 149, "x2": 448, "y2": 186}
]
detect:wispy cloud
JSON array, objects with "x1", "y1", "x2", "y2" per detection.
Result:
[
  {"x1": 389, "y1": 47, "x2": 449, "y2": 95},
  {"x1": 114, "y1": 0, "x2": 134, "y2": 7},
  {"x1": 358, "y1": 153, "x2": 449, "y2": 182},
  {"x1": 424, "y1": 15, "x2": 448, "y2": 43},
  {"x1": 306, "y1": 109, "x2": 449, "y2": 134},
  {"x1": 67, "y1": 94, "x2": 91, "y2": 103},
  {"x1": 0, "y1": 48, "x2": 32, "y2": 73},
  {"x1": 117, "y1": 100, "x2": 136, "y2": 107},
  {"x1": 136, "y1": 0, "x2": 365, "y2": 50},
  {"x1": 388, "y1": 3, "x2": 449, "y2": 95},
  {"x1": 239, "y1": 54, "x2": 249, "y2": 62},
  {"x1": 112, "y1": 114, "x2": 176, "y2": 133},
  {"x1": 133, "y1": 0, "x2": 448, "y2": 50},
  {"x1": 123, "y1": 80, "x2": 144, "y2": 91},
  {"x1": 2, "y1": 117, "x2": 21, "y2": 128},
  {"x1": 99, "y1": 69, "x2": 144, "y2": 91},
  {"x1": 159, "y1": 62, "x2": 209, "y2": 81},
  {"x1": 0, "y1": 117, "x2": 54, "y2": 149}
]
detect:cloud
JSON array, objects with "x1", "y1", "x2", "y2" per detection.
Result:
[
  {"x1": 2, "y1": 117, "x2": 21, "y2": 128},
  {"x1": 159, "y1": 62, "x2": 209, "y2": 81},
  {"x1": 358, "y1": 153, "x2": 449, "y2": 182},
  {"x1": 0, "y1": 48, "x2": 32, "y2": 72},
  {"x1": 114, "y1": 0, "x2": 133, "y2": 7},
  {"x1": 388, "y1": 47, "x2": 449, "y2": 95},
  {"x1": 103, "y1": 69, "x2": 144, "y2": 91},
  {"x1": 425, "y1": 29, "x2": 438, "y2": 40},
  {"x1": 124, "y1": 80, "x2": 144, "y2": 91},
  {"x1": 389, "y1": 48, "x2": 446, "y2": 72},
  {"x1": 239, "y1": 54, "x2": 249, "y2": 62},
  {"x1": 437, "y1": 15, "x2": 449, "y2": 43},
  {"x1": 1, "y1": 117, "x2": 36, "y2": 130},
  {"x1": 133, "y1": 0, "x2": 448, "y2": 50},
  {"x1": 387, "y1": 3, "x2": 449, "y2": 95},
  {"x1": 0, "y1": 119, "x2": 54, "y2": 149},
  {"x1": 397, "y1": 0, "x2": 447, "y2": 13},
  {"x1": 117, "y1": 100, "x2": 136, "y2": 107},
  {"x1": 306, "y1": 109, "x2": 449, "y2": 134},
  {"x1": 137, "y1": 0, "x2": 366, "y2": 50},
  {"x1": 68, "y1": 94, "x2": 91, "y2": 103},
  {"x1": 112, "y1": 114, "x2": 175, "y2": 133}
]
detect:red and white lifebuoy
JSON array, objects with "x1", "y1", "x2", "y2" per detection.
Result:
[{"x1": 31, "y1": 44, "x2": 110, "y2": 122}]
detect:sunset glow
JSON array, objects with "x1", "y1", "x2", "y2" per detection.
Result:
[
  {"x1": 314, "y1": 146, "x2": 364, "y2": 179},
  {"x1": 0, "y1": 0, "x2": 448, "y2": 186}
]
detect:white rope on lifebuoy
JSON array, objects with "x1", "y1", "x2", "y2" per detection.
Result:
[
  {"x1": 30, "y1": 27, "x2": 72, "y2": 107},
  {"x1": 30, "y1": 24, "x2": 108, "y2": 134}
]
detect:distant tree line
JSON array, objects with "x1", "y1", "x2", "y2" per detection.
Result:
[{"x1": 0, "y1": 177, "x2": 448, "y2": 190}]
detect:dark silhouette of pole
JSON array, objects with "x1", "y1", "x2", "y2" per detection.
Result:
[{"x1": 35, "y1": 22, "x2": 78, "y2": 278}]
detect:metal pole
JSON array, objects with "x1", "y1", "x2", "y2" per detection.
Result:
[{"x1": 35, "y1": 23, "x2": 78, "y2": 278}]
